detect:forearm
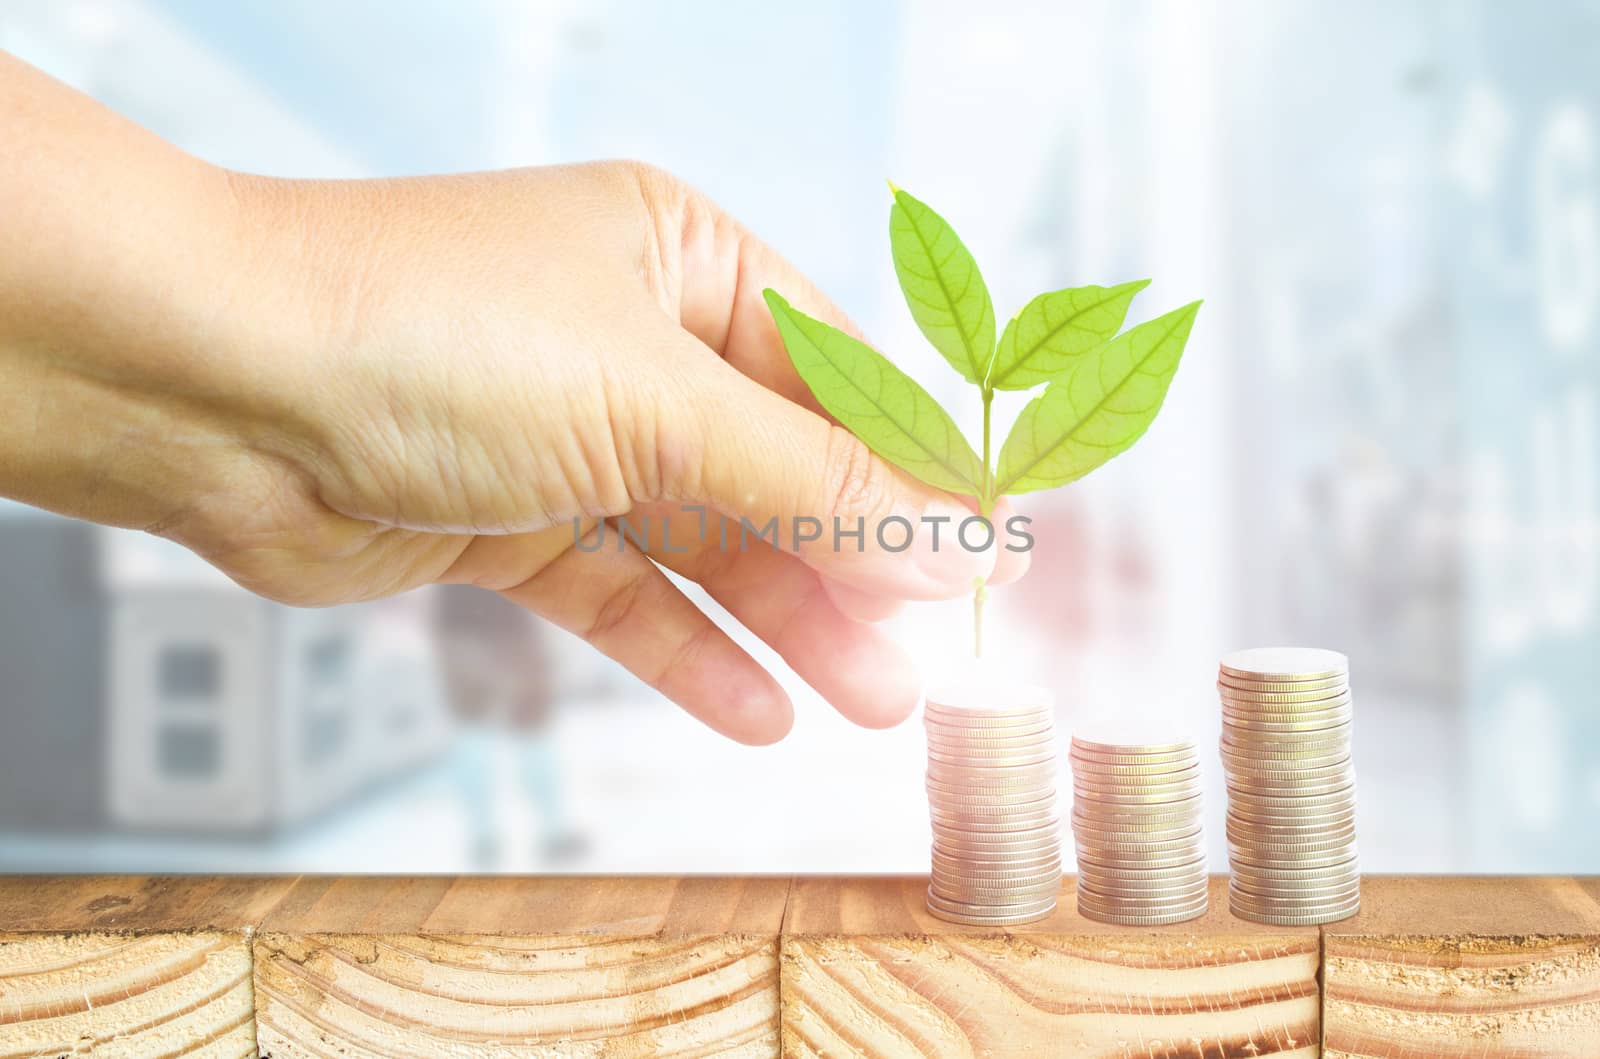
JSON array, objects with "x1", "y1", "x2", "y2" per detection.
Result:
[{"x1": 0, "y1": 52, "x2": 316, "y2": 530}]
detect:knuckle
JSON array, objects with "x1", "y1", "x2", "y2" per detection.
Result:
[
  {"x1": 821, "y1": 426, "x2": 894, "y2": 522},
  {"x1": 615, "y1": 158, "x2": 682, "y2": 205},
  {"x1": 584, "y1": 568, "x2": 650, "y2": 646},
  {"x1": 654, "y1": 622, "x2": 717, "y2": 688}
]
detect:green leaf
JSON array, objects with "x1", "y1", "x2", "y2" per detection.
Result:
[
  {"x1": 764, "y1": 289, "x2": 986, "y2": 497},
  {"x1": 988, "y1": 279, "x2": 1152, "y2": 390},
  {"x1": 995, "y1": 301, "x2": 1201, "y2": 494},
  {"x1": 888, "y1": 187, "x2": 995, "y2": 385}
]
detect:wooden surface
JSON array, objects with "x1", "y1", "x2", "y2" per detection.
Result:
[
  {"x1": 5, "y1": 875, "x2": 1600, "y2": 1057},
  {"x1": 0, "y1": 876, "x2": 295, "y2": 1059},
  {"x1": 782, "y1": 875, "x2": 1321, "y2": 1058},
  {"x1": 1323, "y1": 875, "x2": 1600, "y2": 1059},
  {"x1": 252, "y1": 876, "x2": 791, "y2": 1058}
]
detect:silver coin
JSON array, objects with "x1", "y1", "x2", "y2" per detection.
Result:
[
  {"x1": 1072, "y1": 836, "x2": 1207, "y2": 862},
  {"x1": 1070, "y1": 807, "x2": 1203, "y2": 831},
  {"x1": 925, "y1": 898, "x2": 1058, "y2": 926},
  {"x1": 928, "y1": 815, "x2": 1062, "y2": 844},
  {"x1": 1226, "y1": 823, "x2": 1357, "y2": 847},
  {"x1": 1228, "y1": 840, "x2": 1358, "y2": 866},
  {"x1": 1228, "y1": 854, "x2": 1358, "y2": 879},
  {"x1": 1230, "y1": 876, "x2": 1361, "y2": 901},
  {"x1": 926, "y1": 739, "x2": 1057, "y2": 759},
  {"x1": 1229, "y1": 885, "x2": 1361, "y2": 913},
  {"x1": 933, "y1": 843, "x2": 1062, "y2": 863},
  {"x1": 1071, "y1": 783, "x2": 1204, "y2": 806},
  {"x1": 928, "y1": 750, "x2": 1057, "y2": 771},
  {"x1": 931, "y1": 858, "x2": 1063, "y2": 878},
  {"x1": 1072, "y1": 817, "x2": 1204, "y2": 839},
  {"x1": 1073, "y1": 854, "x2": 1207, "y2": 880},
  {"x1": 1217, "y1": 672, "x2": 1348, "y2": 695},
  {"x1": 926, "y1": 889, "x2": 1061, "y2": 914},
  {"x1": 926, "y1": 790, "x2": 1058, "y2": 813},
  {"x1": 1218, "y1": 686, "x2": 1353, "y2": 708},
  {"x1": 1076, "y1": 884, "x2": 1210, "y2": 909},
  {"x1": 926, "y1": 738, "x2": 1057, "y2": 759},
  {"x1": 1077, "y1": 884, "x2": 1209, "y2": 909},
  {"x1": 1226, "y1": 809, "x2": 1356, "y2": 831},
  {"x1": 1074, "y1": 848, "x2": 1208, "y2": 873},
  {"x1": 928, "y1": 764, "x2": 1062, "y2": 787},
  {"x1": 1078, "y1": 871, "x2": 1209, "y2": 895},
  {"x1": 1069, "y1": 746, "x2": 1199, "y2": 769},
  {"x1": 1220, "y1": 711, "x2": 1353, "y2": 736},
  {"x1": 1222, "y1": 806, "x2": 1350, "y2": 831},
  {"x1": 1227, "y1": 899, "x2": 1359, "y2": 926},
  {"x1": 932, "y1": 880, "x2": 1063, "y2": 904},
  {"x1": 925, "y1": 711, "x2": 1054, "y2": 731},
  {"x1": 932, "y1": 851, "x2": 1063, "y2": 873},
  {"x1": 1221, "y1": 729, "x2": 1351, "y2": 753},
  {"x1": 932, "y1": 868, "x2": 1062, "y2": 890},
  {"x1": 1228, "y1": 784, "x2": 1356, "y2": 809},
  {"x1": 1228, "y1": 894, "x2": 1361, "y2": 919},
  {"x1": 1070, "y1": 737, "x2": 1196, "y2": 756},
  {"x1": 1218, "y1": 692, "x2": 1354, "y2": 717},
  {"x1": 1068, "y1": 757, "x2": 1200, "y2": 780},
  {"x1": 1224, "y1": 762, "x2": 1356, "y2": 787},
  {"x1": 1222, "y1": 748, "x2": 1352, "y2": 773},
  {"x1": 1219, "y1": 647, "x2": 1349, "y2": 683},
  {"x1": 933, "y1": 833, "x2": 1063, "y2": 855},
  {"x1": 921, "y1": 726, "x2": 1056, "y2": 742},
  {"x1": 1230, "y1": 879, "x2": 1362, "y2": 903},
  {"x1": 1075, "y1": 885, "x2": 1210, "y2": 912},
  {"x1": 1227, "y1": 838, "x2": 1359, "y2": 859},
  {"x1": 1072, "y1": 769, "x2": 1203, "y2": 792},
  {"x1": 1221, "y1": 727, "x2": 1351, "y2": 750},
  {"x1": 1076, "y1": 898, "x2": 1208, "y2": 926},
  {"x1": 924, "y1": 704, "x2": 1053, "y2": 726}
]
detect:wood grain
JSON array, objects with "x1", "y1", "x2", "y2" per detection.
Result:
[
  {"x1": 0, "y1": 875, "x2": 296, "y2": 1059},
  {"x1": 780, "y1": 875, "x2": 1321, "y2": 1058},
  {"x1": 252, "y1": 875, "x2": 790, "y2": 1057},
  {"x1": 1323, "y1": 875, "x2": 1600, "y2": 1058}
]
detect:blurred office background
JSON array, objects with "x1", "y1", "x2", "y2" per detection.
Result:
[{"x1": 0, "y1": 0, "x2": 1595, "y2": 873}]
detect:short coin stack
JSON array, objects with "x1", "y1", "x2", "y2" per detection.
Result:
[
  {"x1": 1219, "y1": 647, "x2": 1360, "y2": 925},
  {"x1": 1068, "y1": 738, "x2": 1209, "y2": 925},
  {"x1": 924, "y1": 686, "x2": 1061, "y2": 925}
]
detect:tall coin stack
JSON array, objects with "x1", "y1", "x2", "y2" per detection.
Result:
[
  {"x1": 1218, "y1": 647, "x2": 1360, "y2": 925},
  {"x1": 924, "y1": 686, "x2": 1062, "y2": 925},
  {"x1": 1068, "y1": 738, "x2": 1209, "y2": 925}
]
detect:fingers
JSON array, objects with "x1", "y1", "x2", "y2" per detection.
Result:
[
  {"x1": 821, "y1": 577, "x2": 905, "y2": 623},
  {"x1": 649, "y1": 335, "x2": 1000, "y2": 601},
  {"x1": 987, "y1": 497, "x2": 1033, "y2": 587},
  {"x1": 643, "y1": 512, "x2": 921, "y2": 729},
  {"x1": 493, "y1": 525, "x2": 794, "y2": 745},
  {"x1": 632, "y1": 178, "x2": 1021, "y2": 603},
  {"x1": 662, "y1": 173, "x2": 863, "y2": 417}
]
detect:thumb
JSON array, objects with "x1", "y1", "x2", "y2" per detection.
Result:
[{"x1": 665, "y1": 348, "x2": 999, "y2": 601}]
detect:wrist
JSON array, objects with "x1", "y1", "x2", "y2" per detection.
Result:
[{"x1": 0, "y1": 148, "x2": 325, "y2": 530}]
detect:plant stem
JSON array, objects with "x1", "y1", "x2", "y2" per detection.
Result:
[{"x1": 975, "y1": 387, "x2": 995, "y2": 659}]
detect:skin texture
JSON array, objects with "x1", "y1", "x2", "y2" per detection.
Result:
[{"x1": 0, "y1": 52, "x2": 1026, "y2": 744}]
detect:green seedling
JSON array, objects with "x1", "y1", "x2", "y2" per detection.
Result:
[{"x1": 764, "y1": 184, "x2": 1200, "y2": 658}]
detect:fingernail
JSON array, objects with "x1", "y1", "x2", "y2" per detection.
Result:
[{"x1": 913, "y1": 499, "x2": 998, "y2": 588}]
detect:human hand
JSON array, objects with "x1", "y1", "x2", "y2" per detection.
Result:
[{"x1": 0, "y1": 55, "x2": 1026, "y2": 743}]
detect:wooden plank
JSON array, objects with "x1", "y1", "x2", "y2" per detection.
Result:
[
  {"x1": 780, "y1": 875, "x2": 1321, "y2": 1058},
  {"x1": 0, "y1": 875, "x2": 297, "y2": 1058},
  {"x1": 1323, "y1": 875, "x2": 1600, "y2": 1058},
  {"x1": 252, "y1": 875, "x2": 790, "y2": 1057}
]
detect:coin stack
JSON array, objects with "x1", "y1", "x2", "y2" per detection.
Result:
[
  {"x1": 924, "y1": 686, "x2": 1061, "y2": 926},
  {"x1": 1219, "y1": 647, "x2": 1360, "y2": 925},
  {"x1": 1068, "y1": 738, "x2": 1209, "y2": 925}
]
